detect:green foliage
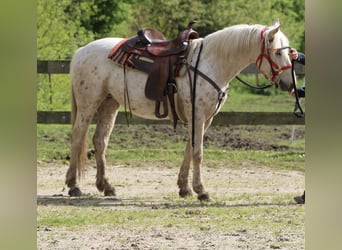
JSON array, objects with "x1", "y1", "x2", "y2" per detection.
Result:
[
  {"x1": 37, "y1": 0, "x2": 94, "y2": 60},
  {"x1": 130, "y1": 0, "x2": 304, "y2": 49},
  {"x1": 37, "y1": 74, "x2": 72, "y2": 111},
  {"x1": 37, "y1": 123, "x2": 305, "y2": 173},
  {"x1": 38, "y1": 204, "x2": 304, "y2": 232},
  {"x1": 132, "y1": 0, "x2": 206, "y2": 38},
  {"x1": 37, "y1": 0, "x2": 304, "y2": 59},
  {"x1": 37, "y1": 0, "x2": 305, "y2": 111},
  {"x1": 65, "y1": 0, "x2": 132, "y2": 39}
]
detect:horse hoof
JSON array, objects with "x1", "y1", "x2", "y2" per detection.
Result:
[
  {"x1": 197, "y1": 193, "x2": 210, "y2": 201},
  {"x1": 68, "y1": 187, "x2": 82, "y2": 196},
  {"x1": 104, "y1": 189, "x2": 116, "y2": 196},
  {"x1": 179, "y1": 189, "x2": 193, "y2": 198}
]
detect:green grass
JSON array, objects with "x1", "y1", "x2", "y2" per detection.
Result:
[
  {"x1": 225, "y1": 78, "x2": 305, "y2": 112},
  {"x1": 37, "y1": 201, "x2": 304, "y2": 248},
  {"x1": 37, "y1": 201, "x2": 304, "y2": 241},
  {"x1": 37, "y1": 198, "x2": 304, "y2": 229},
  {"x1": 37, "y1": 124, "x2": 305, "y2": 172},
  {"x1": 205, "y1": 150, "x2": 304, "y2": 171}
]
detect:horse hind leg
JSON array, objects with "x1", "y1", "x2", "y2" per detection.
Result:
[
  {"x1": 93, "y1": 95, "x2": 119, "y2": 196},
  {"x1": 66, "y1": 109, "x2": 95, "y2": 196}
]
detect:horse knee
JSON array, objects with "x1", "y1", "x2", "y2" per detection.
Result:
[{"x1": 192, "y1": 151, "x2": 203, "y2": 165}]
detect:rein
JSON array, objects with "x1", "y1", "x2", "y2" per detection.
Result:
[
  {"x1": 189, "y1": 40, "x2": 226, "y2": 147},
  {"x1": 191, "y1": 40, "x2": 203, "y2": 147},
  {"x1": 235, "y1": 75, "x2": 273, "y2": 90}
]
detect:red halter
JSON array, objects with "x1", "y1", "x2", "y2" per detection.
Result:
[{"x1": 256, "y1": 27, "x2": 292, "y2": 82}]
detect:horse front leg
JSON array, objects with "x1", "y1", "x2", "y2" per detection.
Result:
[
  {"x1": 93, "y1": 96, "x2": 119, "y2": 196},
  {"x1": 177, "y1": 140, "x2": 193, "y2": 197},
  {"x1": 192, "y1": 130, "x2": 209, "y2": 201},
  {"x1": 192, "y1": 118, "x2": 213, "y2": 201}
]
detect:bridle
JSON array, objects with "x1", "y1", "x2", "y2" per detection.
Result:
[
  {"x1": 256, "y1": 27, "x2": 292, "y2": 82},
  {"x1": 256, "y1": 27, "x2": 304, "y2": 117},
  {"x1": 237, "y1": 26, "x2": 304, "y2": 117}
]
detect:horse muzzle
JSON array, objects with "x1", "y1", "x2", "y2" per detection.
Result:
[{"x1": 275, "y1": 78, "x2": 293, "y2": 92}]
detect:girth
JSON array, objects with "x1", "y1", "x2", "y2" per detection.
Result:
[{"x1": 108, "y1": 22, "x2": 199, "y2": 129}]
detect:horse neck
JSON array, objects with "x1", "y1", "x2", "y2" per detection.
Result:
[{"x1": 199, "y1": 27, "x2": 261, "y2": 88}]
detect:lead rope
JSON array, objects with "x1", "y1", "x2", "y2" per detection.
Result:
[{"x1": 292, "y1": 60, "x2": 304, "y2": 117}]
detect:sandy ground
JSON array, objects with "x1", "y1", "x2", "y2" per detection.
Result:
[{"x1": 37, "y1": 160, "x2": 304, "y2": 249}]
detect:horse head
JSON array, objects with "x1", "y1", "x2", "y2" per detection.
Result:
[{"x1": 256, "y1": 21, "x2": 294, "y2": 92}]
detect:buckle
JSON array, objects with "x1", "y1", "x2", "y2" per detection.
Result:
[{"x1": 218, "y1": 91, "x2": 225, "y2": 100}]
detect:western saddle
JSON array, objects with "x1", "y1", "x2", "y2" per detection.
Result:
[{"x1": 108, "y1": 21, "x2": 199, "y2": 128}]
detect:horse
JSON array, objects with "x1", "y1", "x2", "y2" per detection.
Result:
[{"x1": 66, "y1": 20, "x2": 294, "y2": 200}]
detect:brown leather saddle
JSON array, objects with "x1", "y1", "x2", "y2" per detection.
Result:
[{"x1": 108, "y1": 21, "x2": 199, "y2": 128}]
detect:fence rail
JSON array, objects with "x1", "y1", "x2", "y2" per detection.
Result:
[
  {"x1": 37, "y1": 60, "x2": 305, "y2": 125},
  {"x1": 37, "y1": 111, "x2": 304, "y2": 125},
  {"x1": 37, "y1": 60, "x2": 305, "y2": 75}
]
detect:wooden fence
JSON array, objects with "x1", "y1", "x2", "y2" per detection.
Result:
[
  {"x1": 37, "y1": 111, "x2": 303, "y2": 125},
  {"x1": 37, "y1": 60, "x2": 305, "y2": 75},
  {"x1": 37, "y1": 60, "x2": 305, "y2": 125}
]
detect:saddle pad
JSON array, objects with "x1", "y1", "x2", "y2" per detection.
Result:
[{"x1": 108, "y1": 39, "x2": 128, "y2": 60}]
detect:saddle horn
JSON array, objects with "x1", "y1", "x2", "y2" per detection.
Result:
[{"x1": 188, "y1": 20, "x2": 197, "y2": 29}]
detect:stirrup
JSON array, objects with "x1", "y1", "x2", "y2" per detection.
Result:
[{"x1": 155, "y1": 99, "x2": 168, "y2": 118}]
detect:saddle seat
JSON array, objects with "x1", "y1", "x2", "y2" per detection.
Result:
[
  {"x1": 137, "y1": 28, "x2": 166, "y2": 44},
  {"x1": 108, "y1": 21, "x2": 199, "y2": 127},
  {"x1": 138, "y1": 27, "x2": 199, "y2": 56}
]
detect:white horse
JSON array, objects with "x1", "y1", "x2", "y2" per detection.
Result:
[{"x1": 66, "y1": 21, "x2": 294, "y2": 200}]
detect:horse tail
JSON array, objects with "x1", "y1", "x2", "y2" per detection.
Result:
[
  {"x1": 71, "y1": 84, "x2": 77, "y2": 127},
  {"x1": 70, "y1": 76, "x2": 88, "y2": 180}
]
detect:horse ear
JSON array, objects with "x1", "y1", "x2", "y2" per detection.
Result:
[
  {"x1": 273, "y1": 19, "x2": 280, "y2": 28},
  {"x1": 267, "y1": 20, "x2": 280, "y2": 41}
]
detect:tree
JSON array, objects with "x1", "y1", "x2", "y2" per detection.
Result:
[
  {"x1": 37, "y1": 0, "x2": 94, "y2": 110},
  {"x1": 37, "y1": 0, "x2": 93, "y2": 59},
  {"x1": 131, "y1": 0, "x2": 304, "y2": 49},
  {"x1": 65, "y1": 0, "x2": 131, "y2": 39},
  {"x1": 36, "y1": 0, "x2": 305, "y2": 111},
  {"x1": 132, "y1": 0, "x2": 205, "y2": 39}
]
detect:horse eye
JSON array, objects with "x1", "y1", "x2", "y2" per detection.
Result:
[{"x1": 275, "y1": 49, "x2": 281, "y2": 56}]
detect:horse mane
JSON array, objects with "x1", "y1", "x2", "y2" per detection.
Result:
[
  {"x1": 203, "y1": 24, "x2": 288, "y2": 61},
  {"x1": 203, "y1": 24, "x2": 263, "y2": 59}
]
